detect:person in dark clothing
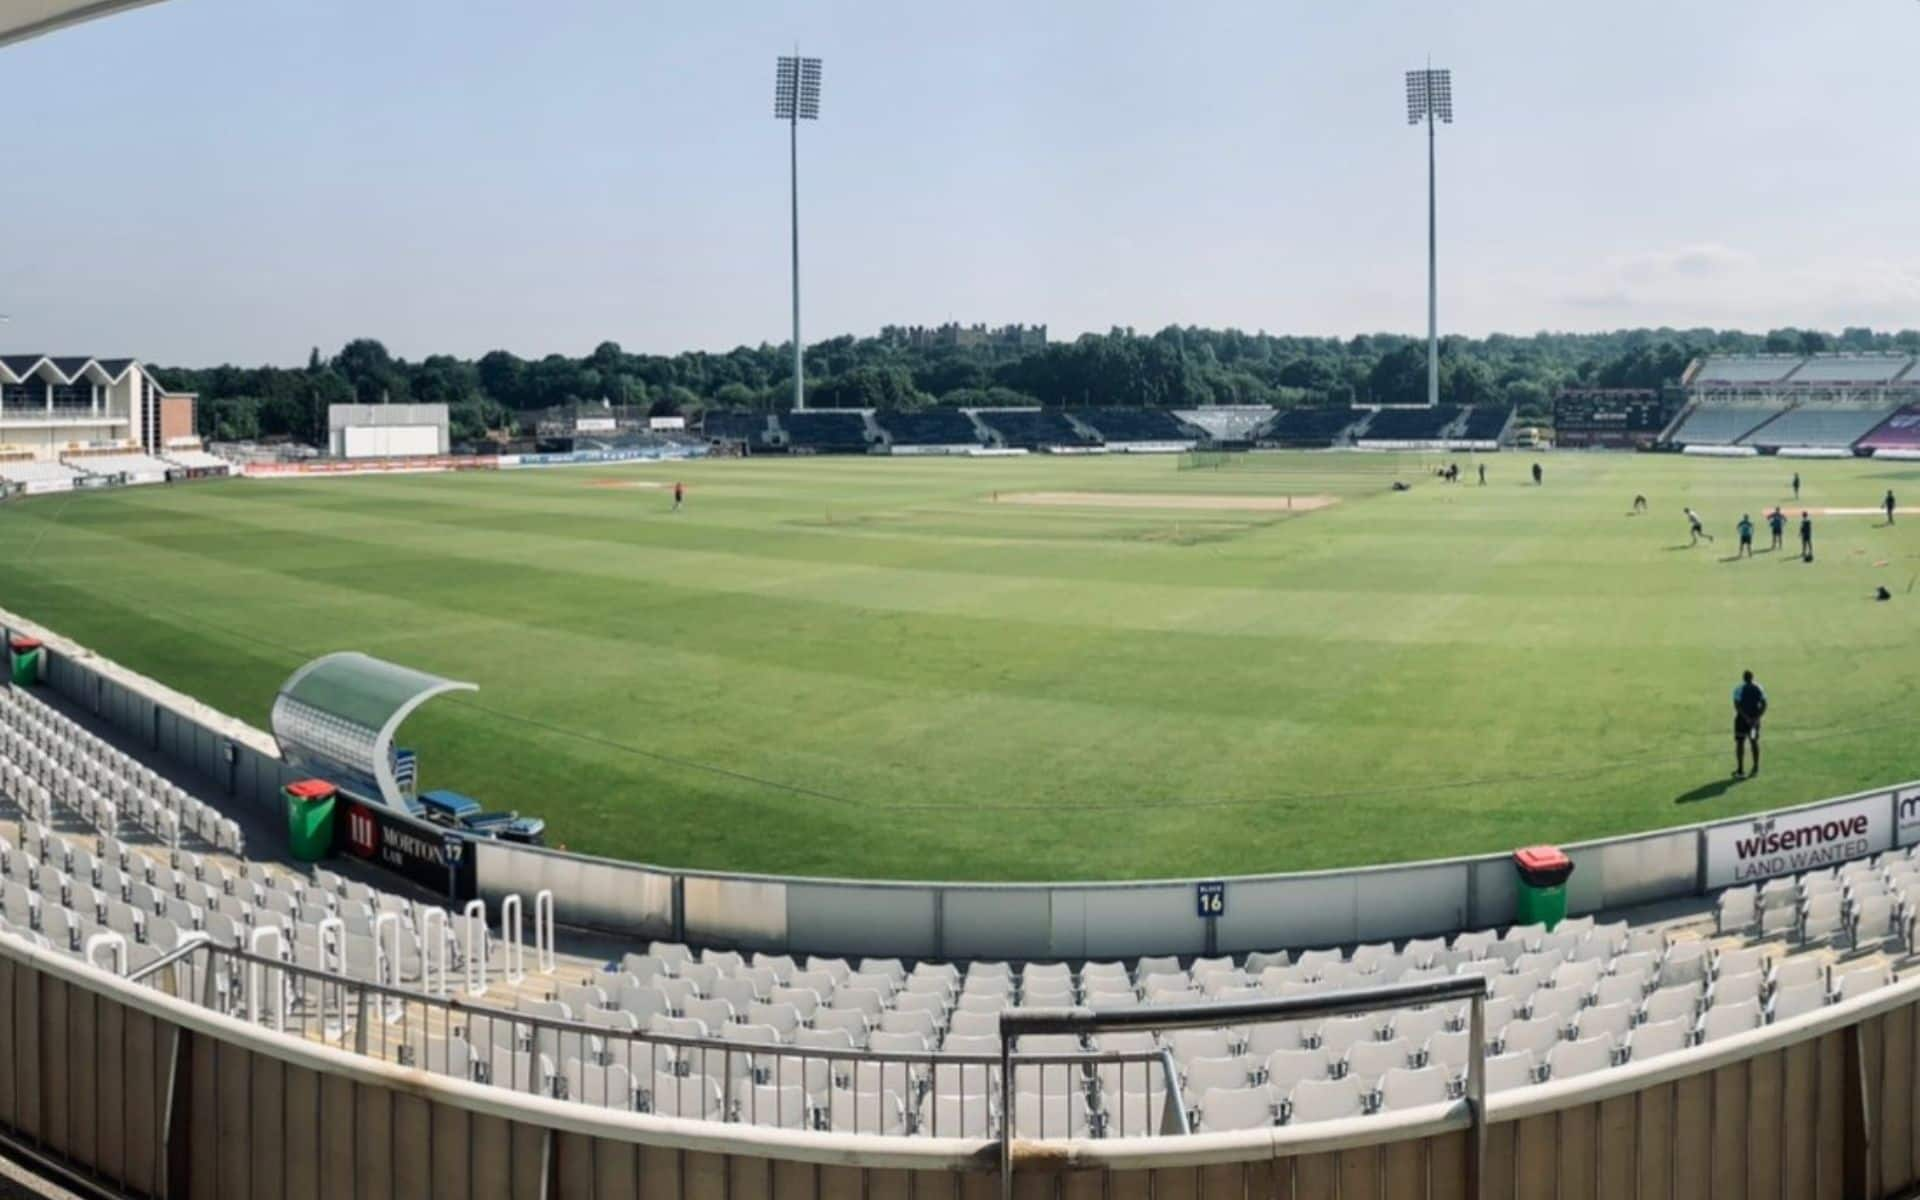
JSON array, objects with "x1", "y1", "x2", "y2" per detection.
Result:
[
  {"x1": 1733, "y1": 670, "x2": 1767, "y2": 778},
  {"x1": 672, "y1": 481, "x2": 684, "y2": 512},
  {"x1": 1885, "y1": 489, "x2": 1897, "y2": 525},
  {"x1": 1532, "y1": 462, "x2": 1543, "y2": 486},
  {"x1": 1766, "y1": 507, "x2": 1786, "y2": 551},
  {"x1": 1632, "y1": 494, "x2": 1648, "y2": 514},
  {"x1": 1477, "y1": 463, "x2": 1486, "y2": 486},
  {"x1": 1736, "y1": 513, "x2": 1754, "y2": 558},
  {"x1": 1791, "y1": 472, "x2": 1801, "y2": 500},
  {"x1": 1799, "y1": 511, "x2": 1813, "y2": 562}
]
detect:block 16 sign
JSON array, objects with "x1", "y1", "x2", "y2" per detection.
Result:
[{"x1": 1196, "y1": 881, "x2": 1226, "y2": 918}]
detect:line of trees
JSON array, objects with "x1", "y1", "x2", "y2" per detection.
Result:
[{"x1": 154, "y1": 324, "x2": 1920, "y2": 446}]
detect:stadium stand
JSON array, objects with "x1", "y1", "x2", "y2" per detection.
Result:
[
  {"x1": 1173, "y1": 407, "x2": 1273, "y2": 445},
  {"x1": 973, "y1": 409, "x2": 1098, "y2": 450},
  {"x1": 1075, "y1": 409, "x2": 1198, "y2": 447},
  {"x1": 702, "y1": 410, "x2": 774, "y2": 445},
  {"x1": 1665, "y1": 402, "x2": 1782, "y2": 446},
  {"x1": 1859, "y1": 403, "x2": 1920, "y2": 454},
  {"x1": 1742, "y1": 403, "x2": 1899, "y2": 450},
  {"x1": 1785, "y1": 354, "x2": 1910, "y2": 384},
  {"x1": 64, "y1": 451, "x2": 172, "y2": 483},
  {"x1": 1262, "y1": 406, "x2": 1362, "y2": 447},
  {"x1": 779, "y1": 411, "x2": 874, "y2": 454},
  {"x1": 1688, "y1": 355, "x2": 1801, "y2": 385},
  {"x1": 1458, "y1": 406, "x2": 1515, "y2": 442},
  {"x1": 1358, "y1": 406, "x2": 1461, "y2": 443},
  {"x1": 0, "y1": 459, "x2": 83, "y2": 493},
  {"x1": 874, "y1": 408, "x2": 982, "y2": 449},
  {"x1": 0, "y1": 671, "x2": 1904, "y2": 1140},
  {"x1": 161, "y1": 449, "x2": 234, "y2": 473}
]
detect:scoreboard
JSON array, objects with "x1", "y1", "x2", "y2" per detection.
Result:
[{"x1": 1554, "y1": 389, "x2": 1675, "y2": 447}]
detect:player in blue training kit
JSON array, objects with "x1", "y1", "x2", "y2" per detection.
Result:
[
  {"x1": 1736, "y1": 514, "x2": 1754, "y2": 558},
  {"x1": 1733, "y1": 671, "x2": 1767, "y2": 778}
]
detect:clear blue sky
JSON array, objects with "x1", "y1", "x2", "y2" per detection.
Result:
[{"x1": 10, "y1": 0, "x2": 1920, "y2": 364}]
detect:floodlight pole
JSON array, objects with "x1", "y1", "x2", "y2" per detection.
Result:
[
  {"x1": 789, "y1": 104, "x2": 803, "y2": 412},
  {"x1": 1426, "y1": 96, "x2": 1438, "y2": 410}
]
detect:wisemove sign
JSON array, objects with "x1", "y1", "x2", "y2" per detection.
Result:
[
  {"x1": 1898, "y1": 784, "x2": 1920, "y2": 848},
  {"x1": 1704, "y1": 793, "x2": 1890, "y2": 888},
  {"x1": 335, "y1": 795, "x2": 477, "y2": 900}
]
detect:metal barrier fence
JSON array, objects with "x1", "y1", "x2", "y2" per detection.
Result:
[
  {"x1": 122, "y1": 937, "x2": 1179, "y2": 1141},
  {"x1": 997, "y1": 976, "x2": 1491, "y2": 1197}
]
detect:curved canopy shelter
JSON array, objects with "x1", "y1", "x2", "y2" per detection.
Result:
[
  {"x1": 271, "y1": 653, "x2": 476, "y2": 810},
  {"x1": 0, "y1": 1, "x2": 167, "y2": 48}
]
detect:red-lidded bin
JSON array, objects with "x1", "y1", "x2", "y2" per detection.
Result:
[
  {"x1": 8, "y1": 637, "x2": 41, "y2": 687},
  {"x1": 284, "y1": 779, "x2": 339, "y2": 862},
  {"x1": 1512, "y1": 845, "x2": 1574, "y2": 929}
]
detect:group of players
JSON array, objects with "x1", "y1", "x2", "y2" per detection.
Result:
[{"x1": 1672, "y1": 472, "x2": 1896, "y2": 564}]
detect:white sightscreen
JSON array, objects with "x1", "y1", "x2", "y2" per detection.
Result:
[{"x1": 342, "y1": 425, "x2": 439, "y2": 458}]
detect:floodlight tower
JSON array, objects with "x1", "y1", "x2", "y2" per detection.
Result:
[
  {"x1": 774, "y1": 53, "x2": 822, "y2": 411},
  {"x1": 1405, "y1": 66, "x2": 1452, "y2": 408}
]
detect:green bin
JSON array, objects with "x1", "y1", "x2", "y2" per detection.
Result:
[
  {"x1": 1513, "y1": 845, "x2": 1574, "y2": 930},
  {"x1": 284, "y1": 779, "x2": 339, "y2": 862},
  {"x1": 8, "y1": 637, "x2": 40, "y2": 687}
]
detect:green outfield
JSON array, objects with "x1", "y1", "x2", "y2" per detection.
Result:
[{"x1": 0, "y1": 451, "x2": 1915, "y2": 881}]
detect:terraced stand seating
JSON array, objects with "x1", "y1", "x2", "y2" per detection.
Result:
[
  {"x1": 1263, "y1": 407, "x2": 1360, "y2": 447},
  {"x1": 779, "y1": 411, "x2": 873, "y2": 454},
  {"x1": 1787, "y1": 355, "x2": 1912, "y2": 385},
  {"x1": 876, "y1": 408, "x2": 981, "y2": 448},
  {"x1": 1459, "y1": 406, "x2": 1514, "y2": 441},
  {"x1": 0, "y1": 460, "x2": 84, "y2": 493},
  {"x1": 1667, "y1": 401, "x2": 1784, "y2": 446},
  {"x1": 65, "y1": 452, "x2": 172, "y2": 483},
  {"x1": 4, "y1": 667, "x2": 1908, "y2": 1141},
  {"x1": 1690, "y1": 356, "x2": 1801, "y2": 385},
  {"x1": 161, "y1": 449, "x2": 234, "y2": 473},
  {"x1": 1741, "y1": 403, "x2": 1896, "y2": 450},
  {"x1": 1077, "y1": 408, "x2": 1197, "y2": 446},
  {"x1": 974, "y1": 409, "x2": 1098, "y2": 450},
  {"x1": 1360, "y1": 406, "x2": 1462, "y2": 443},
  {"x1": 702, "y1": 410, "x2": 773, "y2": 446}
]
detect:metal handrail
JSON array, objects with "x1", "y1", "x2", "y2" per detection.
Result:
[
  {"x1": 124, "y1": 932, "x2": 211, "y2": 984},
  {"x1": 996, "y1": 976, "x2": 1490, "y2": 1200}
]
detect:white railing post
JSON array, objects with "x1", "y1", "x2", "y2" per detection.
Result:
[
  {"x1": 248, "y1": 925, "x2": 287, "y2": 1029},
  {"x1": 535, "y1": 889, "x2": 556, "y2": 975},
  {"x1": 420, "y1": 906, "x2": 449, "y2": 998},
  {"x1": 318, "y1": 915, "x2": 346, "y2": 1035},
  {"x1": 84, "y1": 930, "x2": 126, "y2": 975},
  {"x1": 462, "y1": 899, "x2": 489, "y2": 996},
  {"x1": 501, "y1": 893, "x2": 526, "y2": 985}
]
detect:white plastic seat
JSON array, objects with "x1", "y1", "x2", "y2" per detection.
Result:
[
  {"x1": 1698, "y1": 1000, "x2": 1762, "y2": 1044},
  {"x1": 563, "y1": 1060, "x2": 634, "y2": 1109},
  {"x1": 1378, "y1": 1066, "x2": 1449, "y2": 1109},
  {"x1": 1714, "y1": 945, "x2": 1772, "y2": 980},
  {"x1": 743, "y1": 1084, "x2": 810, "y2": 1130},
  {"x1": 1624, "y1": 1017, "x2": 1691, "y2": 1062},
  {"x1": 1182, "y1": 1054, "x2": 1251, "y2": 1096},
  {"x1": 1574, "y1": 1002, "x2": 1634, "y2": 1045},
  {"x1": 1640, "y1": 982, "x2": 1703, "y2": 1026},
  {"x1": 1315, "y1": 1016, "x2": 1375, "y2": 1058},
  {"x1": 1708, "y1": 971, "x2": 1765, "y2": 1010},
  {"x1": 1832, "y1": 963, "x2": 1892, "y2": 1002},
  {"x1": 1482, "y1": 1051, "x2": 1536, "y2": 1093},
  {"x1": 919, "y1": 1091, "x2": 994, "y2": 1138},
  {"x1": 1167, "y1": 1028, "x2": 1233, "y2": 1064},
  {"x1": 1011, "y1": 1089, "x2": 1092, "y2": 1138},
  {"x1": 1343, "y1": 1037, "x2": 1412, "y2": 1083},
  {"x1": 1263, "y1": 1047, "x2": 1330, "y2": 1092},
  {"x1": 1285, "y1": 1075, "x2": 1365, "y2": 1123},
  {"x1": 1525, "y1": 988, "x2": 1583, "y2": 1029},
  {"x1": 1544, "y1": 1035, "x2": 1613, "y2": 1081},
  {"x1": 1771, "y1": 956, "x2": 1824, "y2": 992},
  {"x1": 1197, "y1": 1084, "x2": 1275, "y2": 1132},
  {"x1": 1769, "y1": 982, "x2": 1826, "y2": 1023}
]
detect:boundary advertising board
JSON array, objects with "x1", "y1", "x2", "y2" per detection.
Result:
[
  {"x1": 335, "y1": 794, "x2": 477, "y2": 900},
  {"x1": 1704, "y1": 791, "x2": 1892, "y2": 888}
]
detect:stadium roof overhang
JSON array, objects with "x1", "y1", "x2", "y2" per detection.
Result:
[
  {"x1": 0, "y1": 1, "x2": 166, "y2": 49},
  {"x1": 270, "y1": 653, "x2": 477, "y2": 810}
]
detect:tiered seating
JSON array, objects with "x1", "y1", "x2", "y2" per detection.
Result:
[
  {"x1": 1667, "y1": 403, "x2": 1783, "y2": 446},
  {"x1": 66, "y1": 453, "x2": 171, "y2": 483},
  {"x1": 780, "y1": 411, "x2": 872, "y2": 453},
  {"x1": 1459, "y1": 407, "x2": 1513, "y2": 441},
  {"x1": 1264, "y1": 408, "x2": 1359, "y2": 446},
  {"x1": 1174, "y1": 409, "x2": 1272, "y2": 443},
  {"x1": 0, "y1": 681, "x2": 1904, "y2": 1139},
  {"x1": 974, "y1": 410, "x2": 1096, "y2": 450},
  {"x1": 1360, "y1": 406, "x2": 1461, "y2": 441},
  {"x1": 163, "y1": 450, "x2": 234, "y2": 472},
  {"x1": 1691, "y1": 357, "x2": 1799, "y2": 385},
  {"x1": 1076, "y1": 409, "x2": 1195, "y2": 444},
  {"x1": 1789, "y1": 356, "x2": 1909, "y2": 385},
  {"x1": 876, "y1": 409, "x2": 980, "y2": 447},
  {"x1": 702, "y1": 411, "x2": 772, "y2": 443},
  {"x1": 1743, "y1": 405, "x2": 1896, "y2": 450},
  {"x1": 0, "y1": 460, "x2": 83, "y2": 490}
]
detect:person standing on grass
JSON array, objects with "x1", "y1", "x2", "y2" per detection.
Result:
[
  {"x1": 1792, "y1": 472, "x2": 1801, "y2": 501},
  {"x1": 1633, "y1": 494, "x2": 1648, "y2": 514},
  {"x1": 1686, "y1": 506, "x2": 1713, "y2": 546},
  {"x1": 673, "y1": 481, "x2": 684, "y2": 512},
  {"x1": 1478, "y1": 463, "x2": 1486, "y2": 486},
  {"x1": 1800, "y1": 511, "x2": 1814, "y2": 562},
  {"x1": 1532, "y1": 462, "x2": 1543, "y2": 486},
  {"x1": 1737, "y1": 513, "x2": 1754, "y2": 558},
  {"x1": 1885, "y1": 489, "x2": 1897, "y2": 525},
  {"x1": 1732, "y1": 670, "x2": 1768, "y2": 778},
  {"x1": 1767, "y1": 507, "x2": 1786, "y2": 551}
]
